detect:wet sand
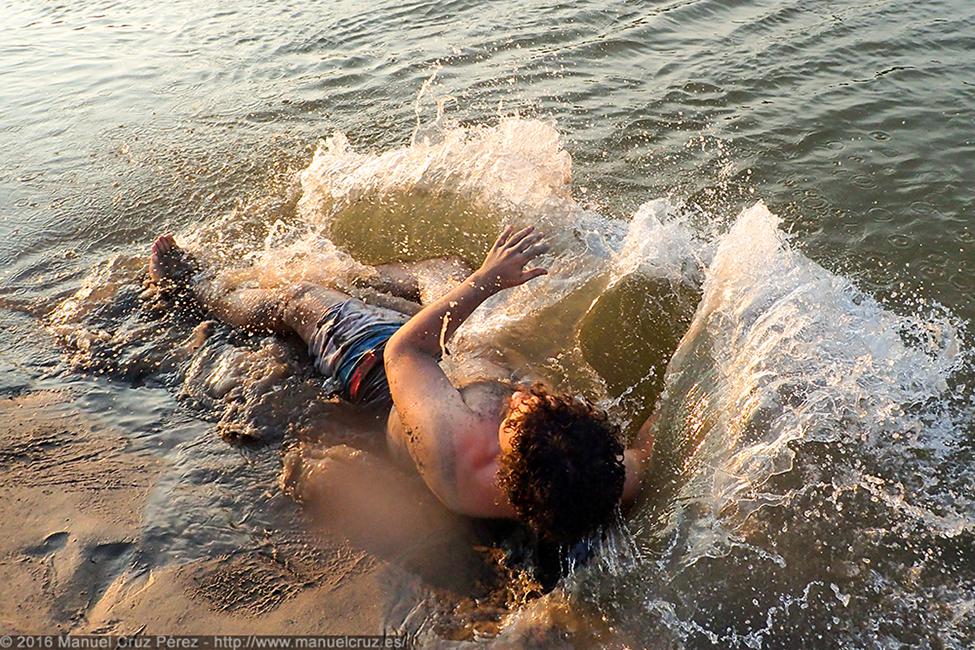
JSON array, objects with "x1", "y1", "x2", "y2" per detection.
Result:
[{"x1": 0, "y1": 391, "x2": 517, "y2": 641}]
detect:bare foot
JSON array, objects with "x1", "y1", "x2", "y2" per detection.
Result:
[{"x1": 148, "y1": 234, "x2": 198, "y2": 297}]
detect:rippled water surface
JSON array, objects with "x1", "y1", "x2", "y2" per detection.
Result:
[{"x1": 2, "y1": 0, "x2": 973, "y2": 647}]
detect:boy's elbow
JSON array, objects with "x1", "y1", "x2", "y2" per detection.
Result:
[
  {"x1": 384, "y1": 337, "x2": 403, "y2": 362},
  {"x1": 384, "y1": 330, "x2": 413, "y2": 363}
]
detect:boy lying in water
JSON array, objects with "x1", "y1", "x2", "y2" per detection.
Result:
[{"x1": 149, "y1": 226, "x2": 656, "y2": 545}]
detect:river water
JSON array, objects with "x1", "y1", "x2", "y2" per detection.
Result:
[{"x1": 2, "y1": 1, "x2": 973, "y2": 647}]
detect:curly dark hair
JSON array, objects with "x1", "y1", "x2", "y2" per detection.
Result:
[{"x1": 496, "y1": 384, "x2": 626, "y2": 543}]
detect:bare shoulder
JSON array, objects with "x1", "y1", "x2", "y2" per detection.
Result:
[
  {"x1": 384, "y1": 379, "x2": 510, "y2": 516},
  {"x1": 459, "y1": 380, "x2": 512, "y2": 420},
  {"x1": 386, "y1": 380, "x2": 507, "y2": 465}
]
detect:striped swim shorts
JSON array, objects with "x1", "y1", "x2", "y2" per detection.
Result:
[{"x1": 307, "y1": 299, "x2": 406, "y2": 406}]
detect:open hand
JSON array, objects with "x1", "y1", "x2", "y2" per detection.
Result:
[{"x1": 475, "y1": 225, "x2": 549, "y2": 291}]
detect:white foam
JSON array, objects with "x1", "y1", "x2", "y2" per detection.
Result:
[
  {"x1": 296, "y1": 117, "x2": 575, "y2": 225},
  {"x1": 610, "y1": 198, "x2": 711, "y2": 287}
]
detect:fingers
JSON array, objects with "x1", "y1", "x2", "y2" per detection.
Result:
[
  {"x1": 505, "y1": 225, "x2": 536, "y2": 250},
  {"x1": 520, "y1": 267, "x2": 548, "y2": 283},
  {"x1": 514, "y1": 231, "x2": 545, "y2": 252},
  {"x1": 521, "y1": 240, "x2": 550, "y2": 258},
  {"x1": 485, "y1": 224, "x2": 552, "y2": 289},
  {"x1": 493, "y1": 225, "x2": 514, "y2": 250},
  {"x1": 515, "y1": 232, "x2": 539, "y2": 250},
  {"x1": 493, "y1": 226, "x2": 548, "y2": 256}
]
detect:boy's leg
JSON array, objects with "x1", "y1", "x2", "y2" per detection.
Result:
[
  {"x1": 202, "y1": 287, "x2": 286, "y2": 333},
  {"x1": 147, "y1": 234, "x2": 465, "y2": 343},
  {"x1": 279, "y1": 283, "x2": 349, "y2": 344},
  {"x1": 149, "y1": 234, "x2": 347, "y2": 344}
]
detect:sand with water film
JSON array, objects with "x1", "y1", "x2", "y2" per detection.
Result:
[{"x1": 1, "y1": 390, "x2": 587, "y2": 643}]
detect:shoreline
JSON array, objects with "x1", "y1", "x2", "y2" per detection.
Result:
[{"x1": 0, "y1": 391, "x2": 432, "y2": 638}]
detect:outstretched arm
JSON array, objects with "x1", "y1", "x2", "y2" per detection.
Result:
[
  {"x1": 384, "y1": 226, "x2": 549, "y2": 514},
  {"x1": 622, "y1": 410, "x2": 658, "y2": 506}
]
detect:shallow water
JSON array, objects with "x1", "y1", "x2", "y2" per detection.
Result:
[{"x1": 2, "y1": 0, "x2": 974, "y2": 647}]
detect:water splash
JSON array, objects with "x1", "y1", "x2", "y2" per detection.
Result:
[
  {"x1": 532, "y1": 200, "x2": 974, "y2": 648},
  {"x1": 46, "y1": 114, "x2": 974, "y2": 647}
]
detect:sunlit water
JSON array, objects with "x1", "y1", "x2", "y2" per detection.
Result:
[{"x1": 2, "y1": 1, "x2": 973, "y2": 647}]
